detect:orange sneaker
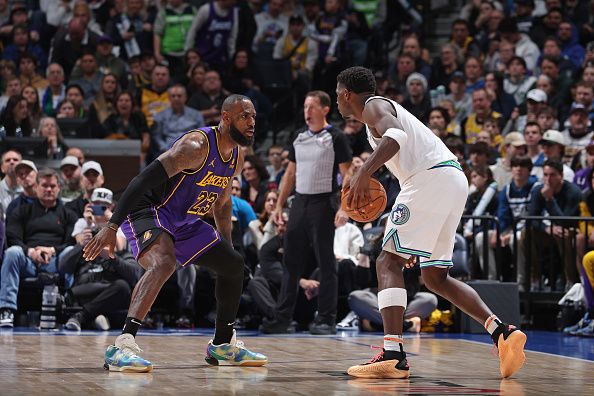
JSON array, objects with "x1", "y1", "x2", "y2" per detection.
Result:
[
  {"x1": 495, "y1": 325, "x2": 526, "y2": 378},
  {"x1": 347, "y1": 349, "x2": 410, "y2": 379}
]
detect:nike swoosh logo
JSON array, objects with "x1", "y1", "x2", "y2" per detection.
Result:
[{"x1": 131, "y1": 319, "x2": 142, "y2": 325}]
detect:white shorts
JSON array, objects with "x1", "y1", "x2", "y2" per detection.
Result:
[{"x1": 382, "y1": 163, "x2": 468, "y2": 268}]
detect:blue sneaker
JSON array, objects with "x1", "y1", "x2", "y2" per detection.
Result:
[
  {"x1": 104, "y1": 334, "x2": 153, "y2": 372},
  {"x1": 205, "y1": 330, "x2": 268, "y2": 366},
  {"x1": 575, "y1": 320, "x2": 594, "y2": 337},
  {"x1": 563, "y1": 313, "x2": 590, "y2": 335}
]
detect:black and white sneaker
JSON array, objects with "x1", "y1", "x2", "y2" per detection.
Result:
[{"x1": 0, "y1": 308, "x2": 14, "y2": 328}]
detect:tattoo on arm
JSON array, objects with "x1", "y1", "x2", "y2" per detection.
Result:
[{"x1": 158, "y1": 132, "x2": 209, "y2": 177}]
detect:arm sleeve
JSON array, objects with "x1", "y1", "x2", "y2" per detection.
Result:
[{"x1": 109, "y1": 160, "x2": 170, "y2": 226}]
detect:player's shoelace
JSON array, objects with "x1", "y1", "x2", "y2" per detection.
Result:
[
  {"x1": 365, "y1": 345, "x2": 385, "y2": 364},
  {"x1": 119, "y1": 342, "x2": 143, "y2": 359}
]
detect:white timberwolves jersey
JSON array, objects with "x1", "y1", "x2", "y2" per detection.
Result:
[{"x1": 364, "y1": 96, "x2": 457, "y2": 183}]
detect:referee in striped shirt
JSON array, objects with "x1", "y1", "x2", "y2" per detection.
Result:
[{"x1": 261, "y1": 91, "x2": 352, "y2": 334}]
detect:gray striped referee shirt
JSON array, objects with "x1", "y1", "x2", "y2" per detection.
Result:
[{"x1": 289, "y1": 125, "x2": 352, "y2": 195}]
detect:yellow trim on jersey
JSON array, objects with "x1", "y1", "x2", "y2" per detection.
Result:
[
  {"x1": 214, "y1": 126, "x2": 233, "y2": 163},
  {"x1": 182, "y1": 129, "x2": 210, "y2": 175},
  {"x1": 181, "y1": 231, "x2": 221, "y2": 266}
]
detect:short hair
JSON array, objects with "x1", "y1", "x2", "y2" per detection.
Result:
[
  {"x1": 510, "y1": 155, "x2": 533, "y2": 171},
  {"x1": 507, "y1": 56, "x2": 527, "y2": 69},
  {"x1": 444, "y1": 135, "x2": 464, "y2": 154},
  {"x1": 337, "y1": 66, "x2": 376, "y2": 94},
  {"x1": 576, "y1": 80, "x2": 594, "y2": 91},
  {"x1": 543, "y1": 159, "x2": 563, "y2": 175},
  {"x1": 305, "y1": 90, "x2": 331, "y2": 108},
  {"x1": 1, "y1": 149, "x2": 22, "y2": 161},
  {"x1": 469, "y1": 141, "x2": 490, "y2": 156},
  {"x1": 221, "y1": 94, "x2": 251, "y2": 111},
  {"x1": 452, "y1": 19, "x2": 470, "y2": 30},
  {"x1": 541, "y1": 55, "x2": 561, "y2": 67},
  {"x1": 66, "y1": 83, "x2": 85, "y2": 97},
  {"x1": 470, "y1": 164, "x2": 494, "y2": 182},
  {"x1": 46, "y1": 63, "x2": 64, "y2": 77},
  {"x1": 430, "y1": 106, "x2": 450, "y2": 125},
  {"x1": 543, "y1": 36, "x2": 562, "y2": 49},
  {"x1": 36, "y1": 168, "x2": 61, "y2": 185},
  {"x1": 267, "y1": 144, "x2": 283, "y2": 155},
  {"x1": 168, "y1": 84, "x2": 187, "y2": 96},
  {"x1": 536, "y1": 105, "x2": 557, "y2": 118},
  {"x1": 524, "y1": 121, "x2": 542, "y2": 133},
  {"x1": 18, "y1": 52, "x2": 38, "y2": 66}
]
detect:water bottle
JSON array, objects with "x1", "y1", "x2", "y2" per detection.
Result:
[
  {"x1": 40, "y1": 285, "x2": 59, "y2": 330},
  {"x1": 436, "y1": 85, "x2": 446, "y2": 104},
  {"x1": 430, "y1": 89, "x2": 438, "y2": 107},
  {"x1": 15, "y1": 126, "x2": 22, "y2": 138}
]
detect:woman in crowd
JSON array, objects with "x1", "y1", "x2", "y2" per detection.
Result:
[
  {"x1": 487, "y1": 71, "x2": 515, "y2": 120},
  {"x1": 88, "y1": 74, "x2": 120, "y2": 136},
  {"x1": 249, "y1": 190, "x2": 280, "y2": 250},
  {"x1": 428, "y1": 106, "x2": 450, "y2": 139},
  {"x1": 21, "y1": 85, "x2": 42, "y2": 132},
  {"x1": 241, "y1": 154, "x2": 271, "y2": 213},
  {"x1": 187, "y1": 62, "x2": 208, "y2": 97},
  {"x1": 0, "y1": 95, "x2": 31, "y2": 136},
  {"x1": 38, "y1": 116, "x2": 68, "y2": 159}
]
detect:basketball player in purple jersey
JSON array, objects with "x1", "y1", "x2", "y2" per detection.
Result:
[{"x1": 83, "y1": 95, "x2": 267, "y2": 372}]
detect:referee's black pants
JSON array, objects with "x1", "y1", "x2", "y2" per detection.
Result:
[{"x1": 276, "y1": 193, "x2": 338, "y2": 324}]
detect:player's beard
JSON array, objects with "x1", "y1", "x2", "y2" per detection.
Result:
[{"x1": 229, "y1": 122, "x2": 253, "y2": 147}]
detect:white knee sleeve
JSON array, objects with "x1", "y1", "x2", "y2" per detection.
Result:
[{"x1": 377, "y1": 287, "x2": 407, "y2": 310}]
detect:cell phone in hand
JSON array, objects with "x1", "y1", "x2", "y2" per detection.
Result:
[{"x1": 90, "y1": 204, "x2": 107, "y2": 216}]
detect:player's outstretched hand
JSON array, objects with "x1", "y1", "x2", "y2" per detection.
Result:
[
  {"x1": 347, "y1": 170, "x2": 370, "y2": 210},
  {"x1": 82, "y1": 226, "x2": 116, "y2": 261}
]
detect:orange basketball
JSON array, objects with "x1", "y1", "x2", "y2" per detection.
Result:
[{"x1": 341, "y1": 177, "x2": 387, "y2": 222}]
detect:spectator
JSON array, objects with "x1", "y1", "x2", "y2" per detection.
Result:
[
  {"x1": 503, "y1": 56, "x2": 536, "y2": 106},
  {"x1": 180, "y1": 49, "x2": 202, "y2": 85},
  {"x1": 187, "y1": 62, "x2": 208, "y2": 97},
  {"x1": 56, "y1": 100, "x2": 77, "y2": 119},
  {"x1": 0, "y1": 150, "x2": 22, "y2": 218},
  {"x1": 188, "y1": 70, "x2": 228, "y2": 125},
  {"x1": 65, "y1": 160, "x2": 105, "y2": 218},
  {"x1": 150, "y1": 84, "x2": 205, "y2": 159},
  {"x1": 69, "y1": 51, "x2": 104, "y2": 107},
  {"x1": 533, "y1": 129, "x2": 575, "y2": 182},
  {"x1": 344, "y1": 3, "x2": 370, "y2": 67},
  {"x1": 463, "y1": 165, "x2": 498, "y2": 240},
  {"x1": 464, "y1": 56, "x2": 485, "y2": 94},
  {"x1": 529, "y1": 6, "x2": 563, "y2": 48},
  {"x1": 0, "y1": 59, "x2": 17, "y2": 93},
  {"x1": 430, "y1": 43, "x2": 462, "y2": 89},
  {"x1": 574, "y1": 81, "x2": 594, "y2": 122},
  {"x1": 461, "y1": 88, "x2": 503, "y2": 144},
  {"x1": 2, "y1": 24, "x2": 46, "y2": 71},
  {"x1": 516, "y1": 0, "x2": 536, "y2": 33},
  {"x1": 137, "y1": 64, "x2": 170, "y2": 128},
  {"x1": 38, "y1": 116, "x2": 68, "y2": 160},
  {"x1": 65, "y1": 84, "x2": 88, "y2": 118},
  {"x1": 536, "y1": 105, "x2": 559, "y2": 131},
  {"x1": 18, "y1": 53, "x2": 48, "y2": 91},
  {"x1": 539, "y1": 36, "x2": 578, "y2": 77},
  {"x1": 105, "y1": 0, "x2": 155, "y2": 60},
  {"x1": 402, "y1": 72, "x2": 431, "y2": 124},
  {"x1": 493, "y1": 40, "x2": 516, "y2": 74},
  {"x1": 5, "y1": 159, "x2": 37, "y2": 219},
  {"x1": 266, "y1": 145, "x2": 284, "y2": 184},
  {"x1": 450, "y1": 19, "x2": 480, "y2": 59},
  {"x1": 401, "y1": 34, "x2": 431, "y2": 80},
  {"x1": 445, "y1": 71, "x2": 471, "y2": 125},
  {"x1": 241, "y1": 154, "x2": 270, "y2": 213},
  {"x1": 252, "y1": 0, "x2": 288, "y2": 56},
  {"x1": 526, "y1": 159, "x2": 582, "y2": 291},
  {"x1": 153, "y1": 0, "x2": 197, "y2": 75},
  {"x1": 490, "y1": 132, "x2": 528, "y2": 190},
  {"x1": 39, "y1": 63, "x2": 66, "y2": 117},
  {"x1": 438, "y1": 99, "x2": 462, "y2": 136},
  {"x1": 0, "y1": 76, "x2": 22, "y2": 110},
  {"x1": 66, "y1": 147, "x2": 85, "y2": 165},
  {"x1": 390, "y1": 54, "x2": 416, "y2": 98},
  {"x1": 49, "y1": 16, "x2": 99, "y2": 78},
  {"x1": 21, "y1": 85, "x2": 42, "y2": 131},
  {"x1": 485, "y1": 71, "x2": 516, "y2": 121},
  {"x1": 185, "y1": 0, "x2": 240, "y2": 72},
  {"x1": 558, "y1": 21, "x2": 585, "y2": 70},
  {"x1": 87, "y1": 74, "x2": 120, "y2": 135},
  {"x1": 540, "y1": 55, "x2": 572, "y2": 118},
  {"x1": 0, "y1": 94, "x2": 31, "y2": 137},
  {"x1": 562, "y1": 103, "x2": 593, "y2": 166},
  {"x1": 62, "y1": 188, "x2": 140, "y2": 331},
  {"x1": 468, "y1": 141, "x2": 491, "y2": 168},
  {"x1": 101, "y1": 91, "x2": 150, "y2": 157},
  {"x1": 428, "y1": 106, "x2": 450, "y2": 140},
  {"x1": 523, "y1": 121, "x2": 544, "y2": 164},
  {"x1": 503, "y1": 88, "x2": 547, "y2": 136},
  {"x1": 59, "y1": 155, "x2": 83, "y2": 204},
  {"x1": 93, "y1": 35, "x2": 127, "y2": 88},
  {"x1": 0, "y1": 168, "x2": 77, "y2": 328},
  {"x1": 261, "y1": 90, "x2": 351, "y2": 335},
  {"x1": 248, "y1": 189, "x2": 279, "y2": 250},
  {"x1": 499, "y1": 17, "x2": 540, "y2": 72}
]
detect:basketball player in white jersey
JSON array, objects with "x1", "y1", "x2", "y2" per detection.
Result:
[{"x1": 336, "y1": 67, "x2": 526, "y2": 379}]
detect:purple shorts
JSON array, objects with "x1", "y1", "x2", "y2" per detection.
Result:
[{"x1": 120, "y1": 207, "x2": 221, "y2": 266}]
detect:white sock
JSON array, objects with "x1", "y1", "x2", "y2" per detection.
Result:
[
  {"x1": 384, "y1": 334, "x2": 403, "y2": 351},
  {"x1": 484, "y1": 314, "x2": 502, "y2": 335}
]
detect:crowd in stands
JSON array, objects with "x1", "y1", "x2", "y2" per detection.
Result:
[{"x1": 0, "y1": 0, "x2": 592, "y2": 336}]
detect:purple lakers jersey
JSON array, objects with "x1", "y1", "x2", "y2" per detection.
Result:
[{"x1": 136, "y1": 126, "x2": 239, "y2": 230}]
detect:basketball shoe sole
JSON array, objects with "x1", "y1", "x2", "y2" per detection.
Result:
[{"x1": 498, "y1": 329, "x2": 526, "y2": 378}]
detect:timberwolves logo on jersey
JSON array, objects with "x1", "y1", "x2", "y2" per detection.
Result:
[{"x1": 391, "y1": 204, "x2": 410, "y2": 225}]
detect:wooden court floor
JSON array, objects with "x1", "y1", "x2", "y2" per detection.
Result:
[{"x1": 0, "y1": 332, "x2": 593, "y2": 395}]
